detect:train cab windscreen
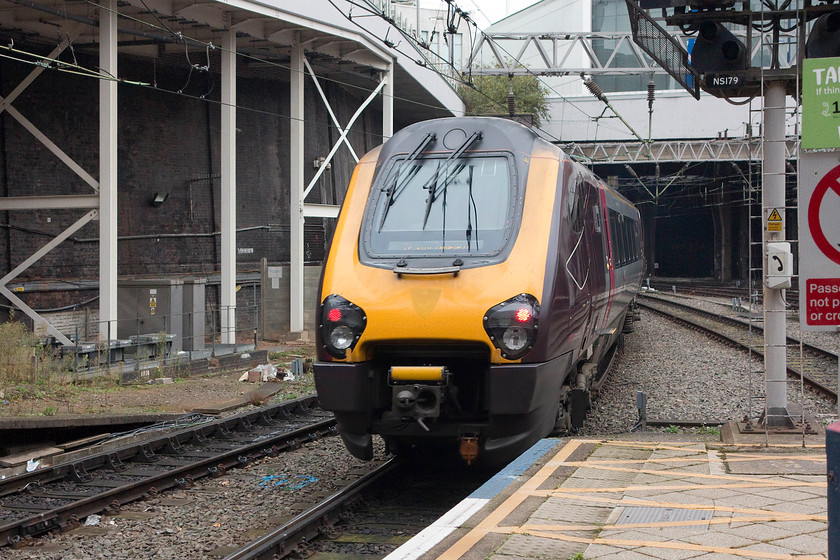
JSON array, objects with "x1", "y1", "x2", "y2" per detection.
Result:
[{"x1": 364, "y1": 154, "x2": 515, "y2": 259}]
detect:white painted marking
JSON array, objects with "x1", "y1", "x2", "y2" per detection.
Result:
[{"x1": 383, "y1": 498, "x2": 487, "y2": 560}]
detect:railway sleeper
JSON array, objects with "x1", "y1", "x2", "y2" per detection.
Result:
[{"x1": 21, "y1": 514, "x2": 61, "y2": 537}]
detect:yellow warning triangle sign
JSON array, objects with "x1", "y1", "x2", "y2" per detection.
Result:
[{"x1": 768, "y1": 208, "x2": 782, "y2": 221}]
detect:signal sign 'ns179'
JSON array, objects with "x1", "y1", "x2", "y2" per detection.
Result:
[{"x1": 799, "y1": 151, "x2": 840, "y2": 331}]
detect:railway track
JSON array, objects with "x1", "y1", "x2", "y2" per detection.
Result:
[
  {"x1": 648, "y1": 280, "x2": 800, "y2": 308},
  {"x1": 222, "y1": 458, "x2": 401, "y2": 560},
  {"x1": 222, "y1": 451, "x2": 491, "y2": 560},
  {"x1": 0, "y1": 396, "x2": 336, "y2": 548},
  {"x1": 638, "y1": 293, "x2": 838, "y2": 399}
]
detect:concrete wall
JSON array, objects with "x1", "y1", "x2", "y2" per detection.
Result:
[{"x1": 260, "y1": 261, "x2": 322, "y2": 340}]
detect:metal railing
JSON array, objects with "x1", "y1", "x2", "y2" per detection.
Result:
[{"x1": 38, "y1": 302, "x2": 261, "y2": 382}]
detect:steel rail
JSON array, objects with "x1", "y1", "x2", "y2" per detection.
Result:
[
  {"x1": 0, "y1": 396, "x2": 337, "y2": 547},
  {"x1": 638, "y1": 294, "x2": 837, "y2": 399},
  {"x1": 0, "y1": 396, "x2": 324, "y2": 497},
  {"x1": 223, "y1": 457, "x2": 401, "y2": 560},
  {"x1": 647, "y1": 282, "x2": 801, "y2": 309}
]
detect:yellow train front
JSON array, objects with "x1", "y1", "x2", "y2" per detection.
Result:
[{"x1": 314, "y1": 117, "x2": 643, "y2": 465}]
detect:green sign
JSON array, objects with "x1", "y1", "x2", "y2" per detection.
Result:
[{"x1": 803, "y1": 57, "x2": 840, "y2": 149}]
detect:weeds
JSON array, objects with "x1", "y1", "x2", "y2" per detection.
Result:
[
  {"x1": 0, "y1": 316, "x2": 124, "y2": 414},
  {"x1": 269, "y1": 347, "x2": 315, "y2": 362},
  {"x1": 0, "y1": 316, "x2": 40, "y2": 385},
  {"x1": 697, "y1": 424, "x2": 721, "y2": 436},
  {"x1": 0, "y1": 316, "x2": 78, "y2": 409},
  {"x1": 665, "y1": 425, "x2": 680, "y2": 434}
]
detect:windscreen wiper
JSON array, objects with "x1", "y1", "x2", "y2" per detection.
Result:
[
  {"x1": 465, "y1": 165, "x2": 475, "y2": 251},
  {"x1": 378, "y1": 133, "x2": 436, "y2": 230},
  {"x1": 422, "y1": 131, "x2": 482, "y2": 229}
]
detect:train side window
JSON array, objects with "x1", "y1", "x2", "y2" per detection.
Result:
[
  {"x1": 622, "y1": 219, "x2": 631, "y2": 265},
  {"x1": 620, "y1": 215, "x2": 630, "y2": 264},
  {"x1": 609, "y1": 210, "x2": 625, "y2": 267},
  {"x1": 632, "y1": 221, "x2": 640, "y2": 261},
  {"x1": 568, "y1": 176, "x2": 585, "y2": 234},
  {"x1": 616, "y1": 219, "x2": 623, "y2": 267},
  {"x1": 620, "y1": 218, "x2": 629, "y2": 266}
]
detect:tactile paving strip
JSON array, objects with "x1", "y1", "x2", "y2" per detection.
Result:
[{"x1": 616, "y1": 505, "x2": 713, "y2": 525}]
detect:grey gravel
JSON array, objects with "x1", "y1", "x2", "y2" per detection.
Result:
[
  {"x1": 0, "y1": 437, "x2": 387, "y2": 560},
  {"x1": 583, "y1": 295, "x2": 839, "y2": 436}
]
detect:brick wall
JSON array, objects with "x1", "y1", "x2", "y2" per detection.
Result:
[
  {"x1": 0, "y1": 40, "x2": 384, "y2": 339},
  {"x1": 0, "y1": 43, "x2": 382, "y2": 280}
]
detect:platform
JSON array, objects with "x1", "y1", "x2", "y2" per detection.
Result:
[{"x1": 388, "y1": 436, "x2": 828, "y2": 559}]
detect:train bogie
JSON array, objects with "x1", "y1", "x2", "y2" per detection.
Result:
[{"x1": 314, "y1": 117, "x2": 643, "y2": 465}]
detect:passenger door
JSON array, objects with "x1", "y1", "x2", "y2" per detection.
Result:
[{"x1": 565, "y1": 175, "x2": 592, "y2": 344}]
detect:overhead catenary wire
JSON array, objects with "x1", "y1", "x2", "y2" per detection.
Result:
[
  {"x1": 342, "y1": 0, "x2": 634, "y2": 142},
  {"x1": 583, "y1": 75, "x2": 646, "y2": 143},
  {"x1": 332, "y1": 0, "x2": 567, "y2": 143},
  {"x1": 434, "y1": 4, "x2": 640, "y2": 140}
]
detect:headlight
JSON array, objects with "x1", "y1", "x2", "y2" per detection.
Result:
[
  {"x1": 502, "y1": 326, "x2": 529, "y2": 352},
  {"x1": 321, "y1": 295, "x2": 367, "y2": 359},
  {"x1": 330, "y1": 326, "x2": 355, "y2": 350},
  {"x1": 483, "y1": 294, "x2": 539, "y2": 360}
]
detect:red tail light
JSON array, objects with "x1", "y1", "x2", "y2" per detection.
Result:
[
  {"x1": 483, "y1": 294, "x2": 539, "y2": 360},
  {"x1": 320, "y1": 295, "x2": 367, "y2": 359}
]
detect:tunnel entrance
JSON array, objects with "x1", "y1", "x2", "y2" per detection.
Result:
[{"x1": 654, "y1": 210, "x2": 715, "y2": 278}]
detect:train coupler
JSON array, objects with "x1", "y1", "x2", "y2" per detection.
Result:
[{"x1": 389, "y1": 366, "x2": 450, "y2": 428}]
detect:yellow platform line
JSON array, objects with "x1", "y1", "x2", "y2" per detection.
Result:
[
  {"x1": 570, "y1": 453, "x2": 825, "y2": 466},
  {"x1": 603, "y1": 441, "x2": 711, "y2": 452},
  {"x1": 557, "y1": 462, "x2": 826, "y2": 486},
  {"x1": 723, "y1": 456, "x2": 825, "y2": 463},
  {"x1": 605, "y1": 440, "x2": 825, "y2": 450},
  {"x1": 498, "y1": 510, "x2": 827, "y2": 533},
  {"x1": 507, "y1": 528, "x2": 826, "y2": 560},
  {"x1": 541, "y1": 491, "x2": 828, "y2": 519},
  {"x1": 548, "y1": 480, "x2": 825, "y2": 495}
]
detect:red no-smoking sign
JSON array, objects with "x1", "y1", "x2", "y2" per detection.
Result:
[
  {"x1": 808, "y1": 164, "x2": 840, "y2": 267},
  {"x1": 799, "y1": 153, "x2": 840, "y2": 331}
]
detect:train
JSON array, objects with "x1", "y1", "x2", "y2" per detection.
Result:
[{"x1": 313, "y1": 116, "x2": 644, "y2": 465}]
